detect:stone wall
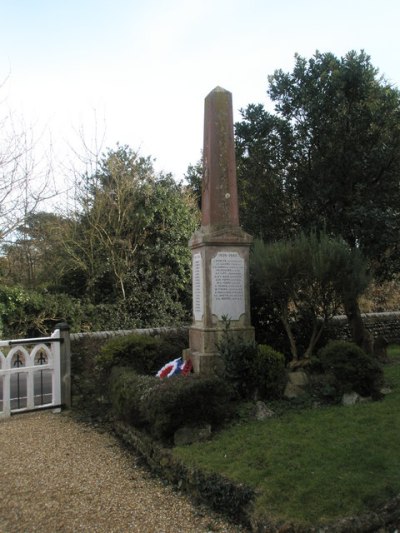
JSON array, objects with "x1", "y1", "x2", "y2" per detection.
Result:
[
  {"x1": 70, "y1": 326, "x2": 189, "y2": 343},
  {"x1": 325, "y1": 311, "x2": 400, "y2": 344},
  {"x1": 69, "y1": 313, "x2": 400, "y2": 348}
]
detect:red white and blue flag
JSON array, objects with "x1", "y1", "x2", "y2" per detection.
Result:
[{"x1": 156, "y1": 357, "x2": 192, "y2": 379}]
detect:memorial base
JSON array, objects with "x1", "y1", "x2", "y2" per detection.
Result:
[
  {"x1": 183, "y1": 349, "x2": 221, "y2": 376},
  {"x1": 184, "y1": 325, "x2": 255, "y2": 376}
]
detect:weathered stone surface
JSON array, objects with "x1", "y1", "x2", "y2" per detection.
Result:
[
  {"x1": 283, "y1": 371, "x2": 310, "y2": 399},
  {"x1": 325, "y1": 311, "x2": 400, "y2": 345},
  {"x1": 284, "y1": 382, "x2": 307, "y2": 399},
  {"x1": 173, "y1": 424, "x2": 212, "y2": 446},
  {"x1": 184, "y1": 87, "x2": 254, "y2": 374},
  {"x1": 342, "y1": 392, "x2": 360, "y2": 405},
  {"x1": 202, "y1": 87, "x2": 239, "y2": 230},
  {"x1": 255, "y1": 401, "x2": 275, "y2": 420},
  {"x1": 288, "y1": 371, "x2": 309, "y2": 387}
]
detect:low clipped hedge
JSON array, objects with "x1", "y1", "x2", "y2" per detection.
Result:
[
  {"x1": 110, "y1": 367, "x2": 233, "y2": 443},
  {"x1": 95, "y1": 331, "x2": 186, "y2": 377},
  {"x1": 109, "y1": 367, "x2": 159, "y2": 427}
]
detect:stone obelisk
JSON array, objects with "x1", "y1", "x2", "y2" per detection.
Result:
[{"x1": 185, "y1": 87, "x2": 254, "y2": 375}]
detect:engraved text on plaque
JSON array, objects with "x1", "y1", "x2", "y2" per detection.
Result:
[
  {"x1": 211, "y1": 252, "x2": 245, "y2": 319},
  {"x1": 193, "y1": 253, "x2": 204, "y2": 321}
]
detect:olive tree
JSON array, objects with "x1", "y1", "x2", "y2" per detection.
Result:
[{"x1": 251, "y1": 231, "x2": 370, "y2": 362}]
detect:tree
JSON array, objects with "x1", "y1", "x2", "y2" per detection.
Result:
[
  {"x1": 235, "y1": 105, "x2": 296, "y2": 241},
  {"x1": 267, "y1": 50, "x2": 400, "y2": 276},
  {"x1": 251, "y1": 232, "x2": 370, "y2": 362},
  {"x1": 236, "y1": 50, "x2": 400, "y2": 349},
  {"x1": 2, "y1": 212, "x2": 69, "y2": 290},
  {"x1": 75, "y1": 145, "x2": 155, "y2": 301},
  {"x1": 184, "y1": 158, "x2": 202, "y2": 210},
  {"x1": 0, "y1": 86, "x2": 57, "y2": 242},
  {"x1": 62, "y1": 144, "x2": 200, "y2": 327}
]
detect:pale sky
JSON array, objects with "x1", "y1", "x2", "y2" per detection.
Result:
[{"x1": 1, "y1": 0, "x2": 400, "y2": 183}]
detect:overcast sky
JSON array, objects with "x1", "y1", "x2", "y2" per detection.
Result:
[{"x1": 1, "y1": 0, "x2": 400, "y2": 182}]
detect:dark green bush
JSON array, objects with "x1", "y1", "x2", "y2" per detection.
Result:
[
  {"x1": 96, "y1": 332, "x2": 185, "y2": 376},
  {"x1": 143, "y1": 374, "x2": 233, "y2": 441},
  {"x1": 109, "y1": 367, "x2": 233, "y2": 443},
  {"x1": 318, "y1": 340, "x2": 384, "y2": 398},
  {"x1": 109, "y1": 367, "x2": 160, "y2": 426},
  {"x1": 217, "y1": 320, "x2": 258, "y2": 399},
  {"x1": 256, "y1": 345, "x2": 286, "y2": 400},
  {"x1": 0, "y1": 285, "x2": 85, "y2": 338},
  {"x1": 71, "y1": 336, "x2": 108, "y2": 411}
]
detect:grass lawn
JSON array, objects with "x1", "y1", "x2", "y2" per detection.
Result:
[{"x1": 173, "y1": 345, "x2": 400, "y2": 527}]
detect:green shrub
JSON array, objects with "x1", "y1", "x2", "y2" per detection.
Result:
[
  {"x1": 217, "y1": 320, "x2": 258, "y2": 399},
  {"x1": 318, "y1": 340, "x2": 384, "y2": 398},
  {"x1": 0, "y1": 285, "x2": 85, "y2": 338},
  {"x1": 96, "y1": 332, "x2": 184, "y2": 376},
  {"x1": 109, "y1": 367, "x2": 233, "y2": 443},
  {"x1": 71, "y1": 336, "x2": 108, "y2": 411},
  {"x1": 143, "y1": 374, "x2": 233, "y2": 442},
  {"x1": 109, "y1": 367, "x2": 160, "y2": 426},
  {"x1": 256, "y1": 345, "x2": 286, "y2": 400}
]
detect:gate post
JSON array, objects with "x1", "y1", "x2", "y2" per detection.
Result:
[{"x1": 55, "y1": 322, "x2": 71, "y2": 408}]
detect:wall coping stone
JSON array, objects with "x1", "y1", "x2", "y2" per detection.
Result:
[{"x1": 70, "y1": 326, "x2": 189, "y2": 342}]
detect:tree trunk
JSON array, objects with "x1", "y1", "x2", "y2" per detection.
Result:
[
  {"x1": 343, "y1": 296, "x2": 373, "y2": 355},
  {"x1": 280, "y1": 313, "x2": 298, "y2": 361},
  {"x1": 304, "y1": 320, "x2": 325, "y2": 359}
]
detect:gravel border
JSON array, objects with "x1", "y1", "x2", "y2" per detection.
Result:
[{"x1": 0, "y1": 411, "x2": 246, "y2": 532}]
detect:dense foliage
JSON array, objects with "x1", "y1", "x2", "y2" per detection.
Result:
[
  {"x1": 255, "y1": 345, "x2": 286, "y2": 400},
  {"x1": 216, "y1": 319, "x2": 286, "y2": 400},
  {"x1": 236, "y1": 50, "x2": 400, "y2": 349},
  {"x1": 95, "y1": 331, "x2": 187, "y2": 377},
  {"x1": 318, "y1": 340, "x2": 384, "y2": 398},
  {"x1": 237, "y1": 51, "x2": 400, "y2": 274},
  {"x1": 110, "y1": 367, "x2": 233, "y2": 443},
  {"x1": 0, "y1": 285, "x2": 85, "y2": 338},
  {"x1": 1, "y1": 145, "x2": 199, "y2": 336},
  {"x1": 251, "y1": 231, "x2": 370, "y2": 360},
  {"x1": 216, "y1": 319, "x2": 258, "y2": 399}
]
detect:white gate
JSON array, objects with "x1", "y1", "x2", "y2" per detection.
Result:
[{"x1": 0, "y1": 328, "x2": 62, "y2": 418}]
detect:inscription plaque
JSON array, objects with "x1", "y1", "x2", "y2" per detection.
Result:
[
  {"x1": 211, "y1": 251, "x2": 245, "y2": 319},
  {"x1": 193, "y1": 253, "x2": 204, "y2": 321}
]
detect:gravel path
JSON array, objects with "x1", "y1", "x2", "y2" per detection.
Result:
[{"x1": 0, "y1": 411, "x2": 244, "y2": 533}]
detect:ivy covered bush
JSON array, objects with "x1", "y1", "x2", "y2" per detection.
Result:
[
  {"x1": 0, "y1": 285, "x2": 85, "y2": 338},
  {"x1": 318, "y1": 340, "x2": 384, "y2": 398},
  {"x1": 110, "y1": 367, "x2": 233, "y2": 443}
]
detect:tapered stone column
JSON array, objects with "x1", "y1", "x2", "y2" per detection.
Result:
[{"x1": 184, "y1": 87, "x2": 254, "y2": 375}]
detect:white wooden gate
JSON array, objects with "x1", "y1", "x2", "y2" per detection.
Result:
[{"x1": 0, "y1": 328, "x2": 62, "y2": 418}]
